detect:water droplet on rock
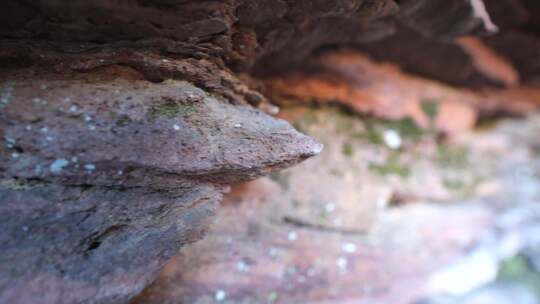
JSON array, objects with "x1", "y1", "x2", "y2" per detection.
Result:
[
  {"x1": 215, "y1": 290, "x2": 226, "y2": 301},
  {"x1": 50, "y1": 159, "x2": 69, "y2": 173}
]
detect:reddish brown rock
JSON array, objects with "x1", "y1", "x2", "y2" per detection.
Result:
[
  {"x1": 1, "y1": 0, "x2": 539, "y2": 303},
  {"x1": 0, "y1": 69, "x2": 321, "y2": 303}
]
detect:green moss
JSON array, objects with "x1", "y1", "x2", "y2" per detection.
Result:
[
  {"x1": 475, "y1": 116, "x2": 500, "y2": 131},
  {"x1": 342, "y1": 141, "x2": 354, "y2": 157},
  {"x1": 270, "y1": 171, "x2": 291, "y2": 190},
  {"x1": 369, "y1": 153, "x2": 411, "y2": 178},
  {"x1": 497, "y1": 255, "x2": 540, "y2": 295},
  {"x1": 498, "y1": 255, "x2": 530, "y2": 279},
  {"x1": 292, "y1": 121, "x2": 305, "y2": 134},
  {"x1": 146, "y1": 98, "x2": 198, "y2": 120},
  {"x1": 335, "y1": 114, "x2": 354, "y2": 134},
  {"x1": 436, "y1": 145, "x2": 470, "y2": 168},
  {"x1": 366, "y1": 126, "x2": 384, "y2": 145},
  {"x1": 443, "y1": 178, "x2": 465, "y2": 191},
  {"x1": 0, "y1": 178, "x2": 46, "y2": 190},
  {"x1": 302, "y1": 111, "x2": 320, "y2": 126},
  {"x1": 420, "y1": 99, "x2": 440, "y2": 122},
  {"x1": 389, "y1": 117, "x2": 425, "y2": 140},
  {"x1": 292, "y1": 110, "x2": 321, "y2": 134},
  {"x1": 363, "y1": 117, "x2": 425, "y2": 145}
]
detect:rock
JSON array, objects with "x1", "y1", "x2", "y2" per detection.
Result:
[
  {"x1": 0, "y1": 70, "x2": 321, "y2": 303},
  {"x1": 1, "y1": 0, "x2": 539, "y2": 303},
  {"x1": 133, "y1": 109, "x2": 540, "y2": 304},
  {"x1": 418, "y1": 283, "x2": 540, "y2": 304},
  {"x1": 264, "y1": 51, "x2": 482, "y2": 135}
]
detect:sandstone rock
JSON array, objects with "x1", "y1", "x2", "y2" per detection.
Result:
[
  {"x1": 0, "y1": 70, "x2": 321, "y2": 303},
  {"x1": 1, "y1": 0, "x2": 538, "y2": 303}
]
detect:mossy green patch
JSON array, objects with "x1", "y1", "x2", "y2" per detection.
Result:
[
  {"x1": 420, "y1": 99, "x2": 440, "y2": 122},
  {"x1": 436, "y1": 145, "x2": 470, "y2": 168},
  {"x1": 270, "y1": 171, "x2": 291, "y2": 190},
  {"x1": 443, "y1": 178, "x2": 465, "y2": 191},
  {"x1": 369, "y1": 152, "x2": 411, "y2": 178},
  {"x1": 365, "y1": 124, "x2": 384, "y2": 145},
  {"x1": 0, "y1": 178, "x2": 46, "y2": 190},
  {"x1": 291, "y1": 110, "x2": 321, "y2": 134},
  {"x1": 388, "y1": 117, "x2": 425, "y2": 140},
  {"x1": 475, "y1": 116, "x2": 500, "y2": 131},
  {"x1": 147, "y1": 98, "x2": 198, "y2": 120},
  {"x1": 363, "y1": 117, "x2": 425, "y2": 145},
  {"x1": 498, "y1": 255, "x2": 531, "y2": 279},
  {"x1": 497, "y1": 255, "x2": 540, "y2": 296},
  {"x1": 342, "y1": 141, "x2": 354, "y2": 157}
]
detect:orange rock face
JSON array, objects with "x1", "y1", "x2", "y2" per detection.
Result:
[{"x1": 265, "y1": 51, "x2": 539, "y2": 135}]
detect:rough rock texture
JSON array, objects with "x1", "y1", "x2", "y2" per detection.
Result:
[
  {"x1": 264, "y1": 51, "x2": 538, "y2": 135},
  {"x1": 0, "y1": 69, "x2": 321, "y2": 303},
  {"x1": 356, "y1": 0, "x2": 540, "y2": 87},
  {"x1": 134, "y1": 107, "x2": 540, "y2": 304},
  {"x1": 1, "y1": 0, "x2": 540, "y2": 303},
  {"x1": 0, "y1": 0, "x2": 495, "y2": 76}
]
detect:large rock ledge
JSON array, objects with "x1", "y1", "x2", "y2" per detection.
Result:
[
  {"x1": 0, "y1": 69, "x2": 321, "y2": 303},
  {"x1": 1, "y1": 0, "x2": 539, "y2": 303}
]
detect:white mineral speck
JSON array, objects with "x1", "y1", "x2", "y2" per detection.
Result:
[
  {"x1": 88, "y1": 125, "x2": 96, "y2": 130},
  {"x1": 25, "y1": 125, "x2": 32, "y2": 131},
  {"x1": 173, "y1": 124, "x2": 180, "y2": 131},
  {"x1": 71, "y1": 156, "x2": 78, "y2": 163},
  {"x1": 69, "y1": 105, "x2": 78, "y2": 112},
  {"x1": 50, "y1": 159, "x2": 69, "y2": 173},
  {"x1": 288, "y1": 231, "x2": 298, "y2": 241},
  {"x1": 117, "y1": 170, "x2": 123, "y2": 176},
  {"x1": 84, "y1": 164, "x2": 96, "y2": 171},
  {"x1": 215, "y1": 290, "x2": 226, "y2": 302},
  {"x1": 336, "y1": 256, "x2": 348, "y2": 272},
  {"x1": 234, "y1": 123, "x2": 242, "y2": 128},
  {"x1": 236, "y1": 260, "x2": 250, "y2": 273},
  {"x1": 383, "y1": 129, "x2": 402, "y2": 149},
  {"x1": 5, "y1": 137, "x2": 16, "y2": 148},
  {"x1": 11, "y1": 153, "x2": 20, "y2": 158},
  {"x1": 342, "y1": 242, "x2": 357, "y2": 253},
  {"x1": 84, "y1": 115, "x2": 92, "y2": 122},
  {"x1": 268, "y1": 247, "x2": 279, "y2": 258},
  {"x1": 40, "y1": 127, "x2": 48, "y2": 133},
  {"x1": 325, "y1": 203, "x2": 336, "y2": 213}
]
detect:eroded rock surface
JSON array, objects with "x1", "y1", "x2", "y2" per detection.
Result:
[
  {"x1": 0, "y1": 71, "x2": 321, "y2": 303},
  {"x1": 1, "y1": 0, "x2": 539, "y2": 303},
  {"x1": 134, "y1": 107, "x2": 540, "y2": 304}
]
